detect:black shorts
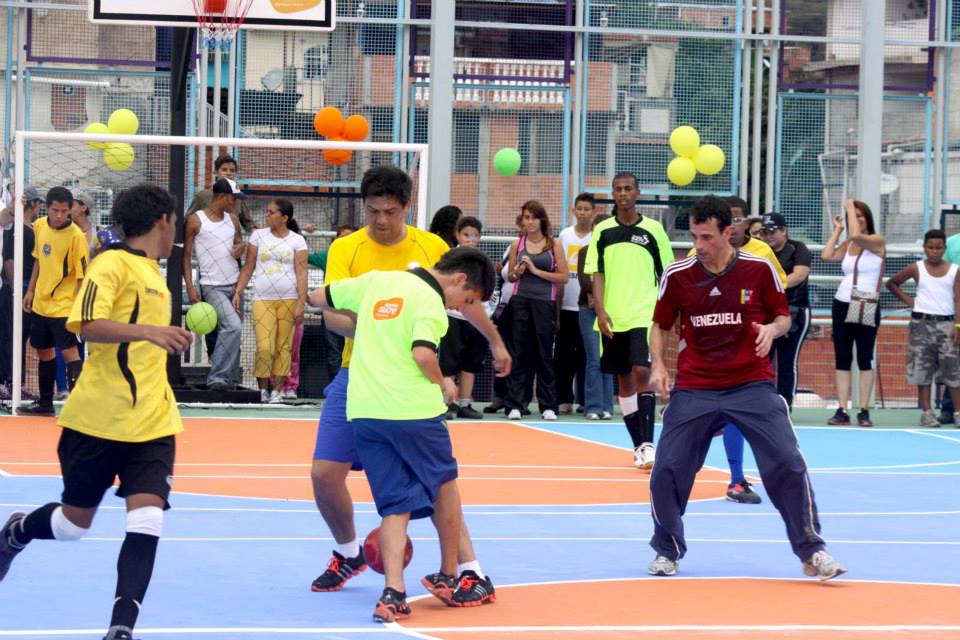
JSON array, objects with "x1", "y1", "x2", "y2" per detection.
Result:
[
  {"x1": 600, "y1": 327, "x2": 651, "y2": 374},
  {"x1": 57, "y1": 428, "x2": 176, "y2": 509},
  {"x1": 439, "y1": 317, "x2": 488, "y2": 377},
  {"x1": 29, "y1": 314, "x2": 79, "y2": 351}
]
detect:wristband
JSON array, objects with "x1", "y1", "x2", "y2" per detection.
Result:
[{"x1": 955, "y1": 324, "x2": 960, "y2": 329}]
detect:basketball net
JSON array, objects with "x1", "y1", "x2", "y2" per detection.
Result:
[{"x1": 192, "y1": 0, "x2": 254, "y2": 51}]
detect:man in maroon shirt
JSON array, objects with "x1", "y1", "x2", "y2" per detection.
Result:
[{"x1": 646, "y1": 196, "x2": 845, "y2": 581}]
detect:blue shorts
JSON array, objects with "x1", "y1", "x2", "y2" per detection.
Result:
[
  {"x1": 353, "y1": 415, "x2": 459, "y2": 520},
  {"x1": 312, "y1": 368, "x2": 362, "y2": 470}
]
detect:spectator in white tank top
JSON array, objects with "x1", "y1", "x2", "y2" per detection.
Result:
[
  {"x1": 182, "y1": 177, "x2": 247, "y2": 391},
  {"x1": 886, "y1": 229, "x2": 960, "y2": 428},
  {"x1": 821, "y1": 199, "x2": 887, "y2": 427}
]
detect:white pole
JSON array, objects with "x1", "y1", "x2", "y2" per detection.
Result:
[
  {"x1": 12, "y1": 132, "x2": 24, "y2": 411},
  {"x1": 932, "y1": 0, "x2": 947, "y2": 228},
  {"x1": 227, "y1": 37, "x2": 237, "y2": 140},
  {"x1": 417, "y1": 145, "x2": 430, "y2": 231},
  {"x1": 738, "y1": 0, "x2": 752, "y2": 200},
  {"x1": 857, "y1": 0, "x2": 885, "y2": 219},
  {"x1": 213, "y1": 45, "x2": 223, "y2": 138},
  {"x1": 750, "y1": 0, "x2": 764, "y2": 216},
  {"x1": 198, "y1": 39, "x2": 209, "y2": 189},
  {"x1": 764, "y1": 0, "x2": 780, "y2": 212}
]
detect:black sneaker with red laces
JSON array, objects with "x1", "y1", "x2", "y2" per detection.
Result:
[
  {"x1": 310, "y1": 549, "x2": 366, "y2": 592},
  {"x1": 373, "y1": 587, "x2": 412, "y2": 622},
  {"x1": 421, "y1": 571, "x2": 456, "y2": 604},
  {"x1": 450, "y1": 570, "x2": 496, "y2": 607}
]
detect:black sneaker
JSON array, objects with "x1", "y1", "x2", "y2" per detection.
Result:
[
  {"x1": 445, "y1": 402, "x2": 459, "y2": 420},
  {"x1": 457, "y1": 404, "x2": 483, "y2": 420},
  {"x1": 483, "y1": 402, "x2": 504, "y2": 414},
  {"x1": 450, "y1": 570, "x2": 496, "y2": 607},
  {"x1": 14, "y1": 402, "x2": 55, "y2": 417},
  {"x1": 938, "y1": 412, "x2": 954, "y2": 425},
  {"x1": 421, "y1": 570, "x2": 456, "y2": 604},
  {"x1": 826, "y1": 408, "x2": 850, "y2": 426},
  {"x1": 373, "y1": 587, "x2": 411, "y2": 622},
  {"x1": 726, "y1": 480, "x2": 762, "y2": 505},
  {"x1": 857, "y1": 410, "x2": 873, "y2": 427},
  {"x1": 102, "y1": 626, "x2": 136, "y2": 640},
  {"x1": 310, "y1": 550, "x2": 366, "y2": 592},
  {"x1": 0, "y1": 512, "x2": 26, "y2": 581}
]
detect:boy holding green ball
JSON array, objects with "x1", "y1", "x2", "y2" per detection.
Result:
[{"x1": 0, "y1": 184, "x2": 193, "y2": 640}]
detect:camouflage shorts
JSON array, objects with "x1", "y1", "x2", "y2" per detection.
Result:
[{"x1": 906, "y1": 318, "x2": 960, "y2": 387}]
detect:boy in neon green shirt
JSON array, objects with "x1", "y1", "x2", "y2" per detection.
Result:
[{"x1": 308, "y1": 246, "x2": 497, "y2": 622}]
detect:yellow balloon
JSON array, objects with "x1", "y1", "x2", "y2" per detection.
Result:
[
  {"x1": 108, "y1": 108, "x2": 139, "y2": 135},
  {"x1": 669, "y1": 126, "x2": 700, "y2": 159},
  {"x1": 694, "y1": 144, "x2": 726, "y2": 176},
  {"x1": 667, "y1": 157, "x2": 697, "y2": 187},
  {"x1": 104, "y1": 143, "x2": 135, "y2": 171},
  {"x1": 84, "y1": 122, "x2": 109, "y2": 150}
]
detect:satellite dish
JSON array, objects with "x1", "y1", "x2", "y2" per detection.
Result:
[
  {"x1": 261, "y1": 68, "x2": 284, "y2": 92},
  {"x1": 880, "y1": 173, "x2": 899, "y2": 195}
]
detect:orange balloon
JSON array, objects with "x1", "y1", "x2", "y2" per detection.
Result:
[
  {"x1": 323, "y1": 137, "x2": 352, "y2": 165},
  {"x1": 342, "y1": 114, "x2": 369, "y2": 142},
  {"x1": 314, "y1": 107, "x2": 344, "y2": 139}
]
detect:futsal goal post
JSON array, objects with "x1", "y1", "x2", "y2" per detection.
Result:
[{"x1": 9, "y1": 130, "x2": 429, "y2": 410}]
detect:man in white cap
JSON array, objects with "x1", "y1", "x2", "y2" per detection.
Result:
[{"x1": 182, "y1": 177, "x2": 247, "y2": 391}]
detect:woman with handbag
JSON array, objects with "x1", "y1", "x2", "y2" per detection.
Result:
[{"x1": 821, "y1": 199, "x2": 886, "y2": 427}]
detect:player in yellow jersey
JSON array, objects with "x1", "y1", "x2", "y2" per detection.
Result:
[
  {"x1": 17, "y1": 187, "x2": 89, "y2": 416},
  {"x1": 309, "y1": 166, "x2": 510, "y2": 604},
  {"x1": 0, "y1": 185, "x2": 193, "y2": 640}
]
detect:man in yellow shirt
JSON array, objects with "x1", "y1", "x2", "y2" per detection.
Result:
[
  {"x1": 0, "y1": 184, "x2": 193, "y2": 640},
  {"x1": 685, "y1": 196, "x2": 786, "y2": 505},
  {"x1": 309, "y1": 166, "x2": 510, "y2": 605},
  {"x1": 17, "y1": 187, "x2": 89, "y2": 416}
]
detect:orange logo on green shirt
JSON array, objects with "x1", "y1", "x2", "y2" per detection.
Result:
[{"x1": 373, "y1": 297, "x2": 404, "y2": 319}]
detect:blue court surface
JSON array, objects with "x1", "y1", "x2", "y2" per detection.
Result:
[{"x1": 1, "y1": 417, "x2": 959, "y2": 639}]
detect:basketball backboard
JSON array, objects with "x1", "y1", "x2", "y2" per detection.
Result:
[{"x1": 89, "y1": 0, "x2": 335, "y2": 31}]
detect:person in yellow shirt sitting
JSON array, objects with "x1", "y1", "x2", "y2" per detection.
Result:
[
  {"x1": 685, "y1": 196, "x2": 787, "y2": 506},
  {"x1": 17, "y1": 187, "x2": 89, "y2": 416},
  {"x1": 0, "y1": 184, "x2": 193, "y2": 640}
]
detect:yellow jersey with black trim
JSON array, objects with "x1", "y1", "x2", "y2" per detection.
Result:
[
  {"x1": 58, "y1": 246, "x2": 183, "y2": 443},
  {"x1": 324, "y1": 225, "x2": 450, "y2": 367},
  {"x1": 31, "y1": 217, "x2": 89, "y2": 318},
  {"x1": 687, "y1": 237, "x2": 787, "y2": 287}
]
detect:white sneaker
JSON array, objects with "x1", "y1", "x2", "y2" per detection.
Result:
[
  {"x1": 634, "y1": 442, "x2": 655, "y2": 469},
  {"x1": 268, "y1": 390, "x2": 284, "y2": 404},
  {"x1": 260, "y1": 389, "x2": 269, "y2": 403},
  {"x1": 507, "y1": 409, "x2": 522, "y2": 420},
  {"x1": 600, "y1": 411, "x2": 612, "y2": 420},
  {"x1": 802, "y1": 550, "x2": 846, "y2": 581},
  {"x1": 648, "y1": 555, "x2": 679, "y2": 576},
  {"x1": 920, "y1": 410, "x2": 939, "y2": 428},
  {"x1": 282, "y1": 389, "x2": 298, "y2": 400},
  {"x1": 542, "y1": 409, "x2": 558, "y2": 421},
  {"x1": 585, "y1": 412, "x2": 600, "y2": 420}
]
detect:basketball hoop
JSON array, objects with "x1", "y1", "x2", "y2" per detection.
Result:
[{"x1": 192, "y1": 0, "x2": 254, "y2": 51}]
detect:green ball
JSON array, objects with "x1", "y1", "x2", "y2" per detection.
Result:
[
  {"x1": 186, "y1": 301, "x2": 218, "y2": 335},
  {"x1": 493, "y1": 147, "x2": 522, "y2": 177}
]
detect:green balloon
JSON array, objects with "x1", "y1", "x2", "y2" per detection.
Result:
[{"x1": 493, "y1": 147, "x2": 522, "y2": 177}]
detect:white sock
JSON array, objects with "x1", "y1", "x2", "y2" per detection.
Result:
[
  {"x1": 619, "y1": 393, "x2": 638, "y2": 416},
  {"x1": 337, "y1": 538, "x2": 361, "y2": 559},
  {"x1": 459, "y1": 398, "x2": 473, "y2": 407},
  {"x1": 458, "y1": 559, "x2": 484, "y2": 578}
]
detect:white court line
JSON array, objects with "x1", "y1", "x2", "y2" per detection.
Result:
[
  {"x1": 908, "y1": 430, "x2": 960, "y2": 445},
  {"x1": 71, "y1": 536, "x2": 960, "y2": 545},
  {"x1": 806, "y1": 460, "x2": 960, "y2": 471},
  {"x1": 4, "y1": 503, "x2": 959, "y2": 517},
  {"x1": 0, "y1": 462, "x2": 654, "y2": 471},
  {"x1": 0, "y1": 472, "x2": 725, "y2": 484},
  {"x1": 3, "y1": 625, "x2": 960, "y2": 636}
]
